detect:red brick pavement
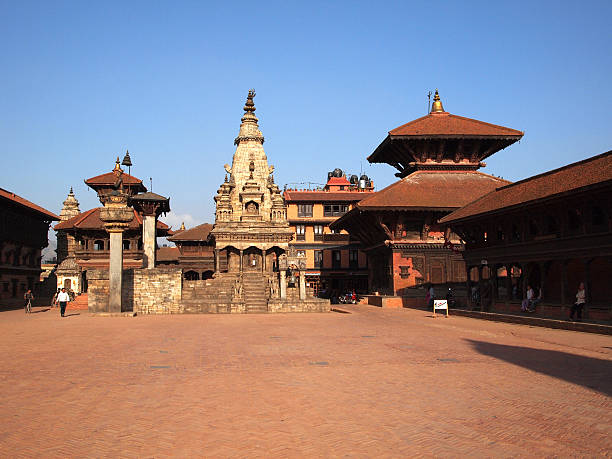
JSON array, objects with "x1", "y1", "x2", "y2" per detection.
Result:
[{"x1": 1, "y1": 305, "x2": 611, "y2": 457}]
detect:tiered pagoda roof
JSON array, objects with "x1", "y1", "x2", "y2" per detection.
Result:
[{"x1": 368, "y1": 90, "x2": 524, "y2": 177}]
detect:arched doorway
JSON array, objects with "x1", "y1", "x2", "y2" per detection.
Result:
[{"x1": 184, "y1": 270, "x2": 199, "y2": 281}]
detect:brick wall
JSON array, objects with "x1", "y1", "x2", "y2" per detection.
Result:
[{"x1": 87, "y1": 268, "x2": 183, "y2": 314}]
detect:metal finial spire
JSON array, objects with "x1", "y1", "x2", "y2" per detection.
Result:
[
  {"x1": 430, "y1": 89, "x2": 445, "y2": 113},
  {"x1": 114, "y1": 157, "x2": 122, "y2": 171},
  {"x1": 122, "y1": 149, "x2": 132, "y2": 167},
  {"x1": 244, "y1": 89, "x2": 256, "y2": 113}
]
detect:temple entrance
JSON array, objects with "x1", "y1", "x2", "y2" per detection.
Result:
[
  {"x1": 244, "y1": 247, "x2": 261, "y2": 271},
  {"x1": 81, "y1": 270, "x2": 88, "y2": 293},
  {"x1": 64, "y1": 278, "x2": 72, "y2": 290}
]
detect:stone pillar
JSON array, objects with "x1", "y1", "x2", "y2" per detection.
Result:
[
  {"x1": 299, "y1": 270, "x2": 306, "y2": 300},
  {"x1": 143, "y1": 214, "x2": 156, "y2": 269},
  {"x1": 99, "y1": 193, "x2": 134, "y2": 313},
  {"x1": 280, "y1": 270, "x2": 287, "y2": 299},
  {"x1": 108, "y1": 229, "x2": 124, "y2": 312},
  {"x1": 262, "y1": 249, "x2": 266, "y2": 273},
  {"x1": 214, "y1": 249, "x2": 220, "y2": 274},
  {"x1": 239, "y1": 250, "x2": 244, "y2": 273}
]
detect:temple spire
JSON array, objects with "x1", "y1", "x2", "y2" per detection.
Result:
[
  {"x1": 60, "y1": 187, "x2": 80, "y2": 221},
  {"x1": 430, "y1": 89, "x2": 445, "y2": 113},
  {"x1": 235, "y1": 89, "x2": 264, "y2": 145}
]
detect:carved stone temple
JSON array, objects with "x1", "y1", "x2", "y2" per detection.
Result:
[{"x1": 182, "y1": 90, "x2": 330, "y2": 313}]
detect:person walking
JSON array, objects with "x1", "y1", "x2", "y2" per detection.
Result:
[
  {"x1": 56, "y1": 287, "x2": 70, "y2": 317},
  {"x1": 24, "y1": 289, "x2": 34, "y2": 314},
  {"x1": 52, "y1": 288, "x2": 60, "y2": 308},
  {"x1": 569, "y1": 282, "x2": 586, "y2": 321}
]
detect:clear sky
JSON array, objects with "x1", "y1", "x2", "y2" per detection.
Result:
[{"x1": 1, "y1": 0, "x2": 611, "y2": 244}]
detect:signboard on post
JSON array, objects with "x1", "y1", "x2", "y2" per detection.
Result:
[{"x1": 433, "y1": 299, "x2": 449, "y2": 318}]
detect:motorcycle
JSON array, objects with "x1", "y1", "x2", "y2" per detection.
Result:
[{"x1": 339, "y1": 292, "x2": 357, "y2": 304}]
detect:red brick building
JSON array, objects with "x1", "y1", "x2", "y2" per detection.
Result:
[
  {"x1": 440, "y1": 150, "x2": 612, "y2": 321},
  {"x1": 332, "y1": 91, "x2": 523, "y2": 300}
]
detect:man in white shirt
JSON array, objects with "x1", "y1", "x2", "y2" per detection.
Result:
[{"x1": 56, "y1": 288, "x2": 70, "y2": 317}]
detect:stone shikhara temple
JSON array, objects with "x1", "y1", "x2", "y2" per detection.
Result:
[{"x1": 86, "y1": 90, "x2": 330, "y2": 314}]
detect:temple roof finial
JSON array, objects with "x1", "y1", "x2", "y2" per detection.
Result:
[
  {"x1": 430, "y1": 89, "x2": 445, "y2": 113},
  {"x1": 180, "y1": 222, "x2": 185, "y2": 231},
  {"x1": 122, "y1": 149, "x2": 132, "y2": 167},
  {"x1": 114, "y1": 157, "x2": 122, "y2": 172},
  {"x1": 244, "y1": 89, "x2": 256, "y2": 113}
]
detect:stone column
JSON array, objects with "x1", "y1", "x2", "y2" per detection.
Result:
[
  {"x1": 261, "y1": 249, "x2": 266, "y2": 273},
  {"x1": 99, "y1": 193, "x2": 134, "y2": 313},
  {"x1": 214, "y1": 248, "x2": 220, "y2": 274},
  {"x1": 299, "y1": 270, "x2": 306, "y2": 300},
  {"x1": 108, "y1": 228, "x2": 125, "y2": 312},
  {"x1": 143, "y1": 214, "x2": 156, "y2": 269},
  {"x1": 239, "y1": 250, "x2": 244, "y2": 273},
  {"x1": 280, "y1": 270, "x2": 287, "y2": 299}
]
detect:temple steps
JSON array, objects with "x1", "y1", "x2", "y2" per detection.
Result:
[
  {"x1": 68, "y1": 293, "x2": 88, "y2": 310},
  {"x1": 242, "y1": 272, "x2": 268, "y2": 313}
]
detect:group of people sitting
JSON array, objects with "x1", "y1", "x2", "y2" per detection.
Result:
[{"x1": 521, "y1": 282, "x2": 587, "y2": 321}]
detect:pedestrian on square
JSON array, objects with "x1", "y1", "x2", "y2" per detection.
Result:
[
  {"x1": 569, "y1": 282, "x2": 586, "y2": 321},
  {"x1": 56, "y1": 288, "x2": 70, "y2": 317},
  {"x1": 52, "y1": 288, "x2": 60, "y2": 308},
  {"x1": 426, "y1": 284, "x2": 434, "y2": 308},
  {"x1": 24, "y1": 289, "x2": 34, "y2": 313}
]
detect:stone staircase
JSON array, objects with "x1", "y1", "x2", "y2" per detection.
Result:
[
  {"x1": 181, "y1": 274, "x2": 239, "y2": 313},
  {"x1": 242, "y1": 272, "x2": 268, "y2": 313},
  {"x1": 68, "y1": 293, "x2": 89, "y2": 310}
]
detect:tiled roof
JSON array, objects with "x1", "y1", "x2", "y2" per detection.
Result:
[
  {"x1": 54, "y1": 207, "x2": 170, "y2": 233},
  {"x1": 356, "y1": 171, "x2": 510, "y2": 210},
  {"x1": 167, "y1": 223, "x2": 213, "y2": 242},
  {"x1": 283, "y1": 191, "x2": 371, "y2": 202},
  {"x1": 157, "y1": 246, "x2": 180, "y2": 262},
  {"x1": 0, "y1": 188, "x2": 60, "y2": 220},
  {"x1": 440, "y1": 150, "x2": 612, "y2": 223},
  {"x1": 388, "y1": 111, "x2": 524, "y2": 138},
  {"x1": 326, "y1": 176, "x2": 351, "y2": 186},
  {"x1": 85, "y1": 171, "x2": 144, "y2": 186}
]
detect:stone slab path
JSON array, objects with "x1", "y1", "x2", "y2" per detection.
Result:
[{"x1": 1, "y1": 305, "x2": 611, "y2": 457}]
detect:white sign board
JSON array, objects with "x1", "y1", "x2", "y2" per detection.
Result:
[{"x1": 433, "y1": 299, "x2": 449, "y2": 317}]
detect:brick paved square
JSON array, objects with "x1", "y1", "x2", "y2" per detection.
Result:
[{"x1": 1, "y1": 305, "x2": 610, "y2": 457}]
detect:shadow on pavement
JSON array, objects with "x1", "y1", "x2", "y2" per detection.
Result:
[
  {"x1": 466, "y1": 339, "x2": 612, "y2": 397},
  {"x1": 63, "y1": 313, "x2": 81, "y2": 317}
]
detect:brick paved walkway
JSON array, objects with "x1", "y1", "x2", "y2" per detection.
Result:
[{"x1": 1, "y1": 305, "x2": 611, "y2": 457}]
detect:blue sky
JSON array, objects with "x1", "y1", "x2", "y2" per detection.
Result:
[{"x1": 1, "y1": 0, "x2": 611, "y2": 240}]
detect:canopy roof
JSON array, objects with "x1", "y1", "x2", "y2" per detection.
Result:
[
  {"x1": 168, "y1": 223, "x2": 213, "y2": 242},
  {"x1": 441, "y1": 150, "x2": 612, "y2": 224},
  {"x1": 55, "y1": 207, "x2": 170, "y2": 235},
  {"x1": 351, "y1": 170, "x2": 510, "y2": 211},
  {"x1": 0, "y1": 187, "x2": 60, "y2": 221},
  {"x1": 367, "y1": 91, "x2": 523, "y2": 177}
]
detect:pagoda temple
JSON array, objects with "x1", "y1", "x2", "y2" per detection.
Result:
[
  {"x1": 54, "y1": 158, "x2": 171, "y2": 294},
  {"x1": 331, "y1": 90, "x2": 523, "y2": 302}
]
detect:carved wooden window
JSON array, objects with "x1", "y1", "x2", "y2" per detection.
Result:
[
  {"x1": 296, "y1": 225, "x2": 305, "y2": 241},
  {"x1": 332, "y1": 250, "x2": 341, "y2": 268},
  {"x1": 349, "y1": 249, "x2": 358, "y2": 268},
  {"x1": 399, "y1": 266, "x2": 410, "y2": 279},
  {"x1": 298, "y1": 204, "x2": 313, "y2": 217},
  {"x1": 324, "y1": 204, "x2": 348, "y2": 217},
  {"x1": 314, "y1": 225, "x2": 324, "y2": 241},
  {"x1": 314, "y1": 250, "x2": 323, "y2": 267},
  {"x1": 94, "y1": 240, "x2": 105, "y2": 251},
  {"x1": 567, "y1": 208, "x2": 582, "y2": 231},
  {"x1": 592, "y1": 206, "x2": 605, "y2": 227}
]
